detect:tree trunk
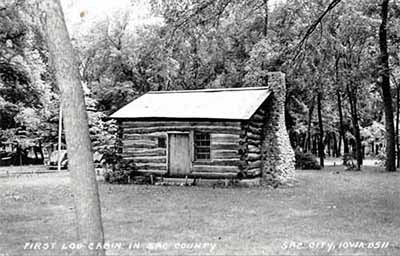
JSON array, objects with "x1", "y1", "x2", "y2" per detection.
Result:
[
  {"x1": 305, "y1": 96, "x2": 315, "y2": 152},
  {"x1": 41, "y1": 1, "x2": 105, "y2": 255},
  {"x1": 312, "y1": 135, "x2": 317, "y2": 155},
  {"x1": 346, "y1": 83, "x2": 362, "y2": 169},
  {"x1": 263, "y1": 0, "x2": 269, "y2": 37},
  {"x1": 379, "y1": 0, "x2": 396, "y2": 172},
  {"x1": 333, "y1": 133, "x2": 338, "y2": 157},
  {"x1": 326, "y1": 133, "x2": 331, "y2": 157},
  {"x1": 337, "y1": 89, "x2": 349, "y2": 154},
  {"x1": 396, "y1": 86, "x2": 400, "y2": 167},
  {"x1": 317, "y1": 92, "x2": 324, "y2": 167}
]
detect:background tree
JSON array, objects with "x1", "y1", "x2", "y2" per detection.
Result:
[{"x1": 378, "y1": 0, "x2": 396, "y2": 172}]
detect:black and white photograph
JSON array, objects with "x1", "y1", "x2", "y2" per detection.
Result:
[{"x1": 0, "y1": 0, "x2": 399, "y2": 255}]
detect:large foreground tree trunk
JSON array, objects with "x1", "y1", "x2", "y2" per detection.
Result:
[
  {"x1": 41, "y1": 1, "x2": 105, "y2": 255},
  {"x1": 379, "y1": 0, "x2": 396, "y2": 172}
]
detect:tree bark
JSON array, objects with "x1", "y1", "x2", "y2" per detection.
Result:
[
  {"x1": 263, "y1": 0, "x2": 269, "y2": 37},
  {"x1": 326, "y1": 133, "x2": 331, "y2": 157},
  {"x1": 304, "y1": 96, "x2": 315, "y2": 152},
  {"x1": 379, "y1": 0, "x2": 396, "y2": 172},
  {"x1": 41, "y1": 1, "x2": 105, "y2": 255},
  {"x1": 317, "y1": 92, "x2": 324, "y2": 167},
  {"x1": 337, "y1": 89, "x2": 349, "y2": 154},
  {"x1": 332, "y1": 133, "x2": 338, "y2": 157},
  {"x1": 346, "y1": 82, "x2": 362, "y2": 169},
  {"x1": 396, "y1": 86, "x2": 400, "y2": 167}
]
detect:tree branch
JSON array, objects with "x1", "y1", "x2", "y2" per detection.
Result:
[{"x1": 292, "y1": 0, "x2": 343, "y2": 61}]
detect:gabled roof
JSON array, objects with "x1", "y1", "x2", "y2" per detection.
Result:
[{"x1": 110, "y1": 87, "x2": 271, "y2": 120}]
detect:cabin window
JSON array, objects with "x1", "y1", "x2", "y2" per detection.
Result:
[
  {"x1": 158, "y1": 137, "x2": 166, "y2": 148},
  {"x1": 194, "y1": 132, "x2": 211, "y2": 160}
]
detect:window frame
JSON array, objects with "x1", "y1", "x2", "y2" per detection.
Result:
[{"x1": 193, "y1": 131, "x2": 211, "y2": 161}]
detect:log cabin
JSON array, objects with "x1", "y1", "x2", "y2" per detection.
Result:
[{"x1": 110, "y1": 72, "x2": 295, "y2": 184}]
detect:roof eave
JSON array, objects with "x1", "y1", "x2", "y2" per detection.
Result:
[{"x1": 107, "y1": 116, "x2": 250, "y2": 122}]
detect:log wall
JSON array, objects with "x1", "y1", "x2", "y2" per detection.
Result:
[
  {"x1": 119, "y1": 120, "x2": 243, "y2": 177},
  {"x1": 240, "y1": 106, "x2": 267, "y2": 178}
]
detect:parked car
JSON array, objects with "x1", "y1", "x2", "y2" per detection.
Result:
[{"x1": 48, "y1": 150, "x2": 68, "y2": 170}]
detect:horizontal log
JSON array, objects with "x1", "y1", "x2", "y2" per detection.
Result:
[
  {"x1": 124, "y1": 144, "x2": 157, "y2": 149},
  {"x1": 124, "y1": 140, "x2": 157, "y2": 146},
  {"x1": 124, "y1": 148, "x2": 166, "y2": 156},
  {"x1": 246, "y1": 168, "x2": 261, "y2": 177},
  {"x1": 211, "y1": 134, "x2": 240, "y2": 144},
  {"x1": 248, "y1": 160, "x2": 262, "y2": 169},
  {"x1": 211, "y1": 143, "x2": 239, "y2": 150},
  {"x1": 188, "y1": 172, "x2": 238, "y2": 179},
  {"x1": 247, "y1": 139, "x2": 261, "y2": 146},
  {"x1": 212, "y1": 133, "x2": 240, "y2": 139},
  {"x1": 133, "y1": 151, "x2": 166, "y2": 157},
  {"x1": 246, "y1": 133, "x2": 261, "y2": 140},
  {"x1": 135, "y1": 169, "x2": 167, "y2": 175},
  {"x1": 194, "y1": 159, "x2": 243, "y2": 166},
  {"x1": 123, "y1": 133, "x2": 166, "y2": 140},
  {"x1": 249, "y1": 121, "x2": 264, "y2": 128},
  {"x1": 135, "y1": 163, "x2": 167, "y2": 170},
  {"x1": 126, "y1": 156, "x2": 166, "y2": 164},
  {"x1": 251, "y1": 113, "x2": 264, "y2": 121},
  {"x1": 212, "y1": 150, "x2": 239, "y2": 159},
  {"x1": 258, "y1": 108, "x2": 266, "y2": 114},
  {"x1": 122, "y1": 121, "x2": 240, "y2": 128},
  {"x1": 124, "y1": 126, "x2": 243, "y2": 135},
  {"x1": 247, "y1": 131, "x2": 261, "y2": 137},
  {"x1": 248, "y1": 126, "x2": 262, "y2": 134},
  {"x1": 247, "y1": 153, "x2": 261, "y2": 161},
  {"x1": 248, "y1": 145, "x2": 261, "y2": 153},
  {"x1": 191, "y1": 165, "x2": 240, "y2": 173}
]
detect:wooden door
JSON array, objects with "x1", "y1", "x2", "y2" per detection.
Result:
[{"x1": 168, "y1": 133, "x2": 191, "y2": 176}]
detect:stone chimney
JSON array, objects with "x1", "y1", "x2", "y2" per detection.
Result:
[{"x1": 262, "y1": 72, "x2": 295, "y2": 185}]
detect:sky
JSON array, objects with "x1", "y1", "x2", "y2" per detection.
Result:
[
  {"x1": 62, "y1": 0, "x2": 285, "y2": 24},
  {"x1": 61, "y1": 0, "x2": 286, "y2": 39}
]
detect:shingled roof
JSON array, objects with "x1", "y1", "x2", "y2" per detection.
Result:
[{"x1": 109, "y1": 87, "x2": 271, "y2": 120}]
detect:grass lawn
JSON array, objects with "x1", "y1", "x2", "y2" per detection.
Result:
[{"x1": 0, "y1": 165, "x2": 399, "y2": 256}]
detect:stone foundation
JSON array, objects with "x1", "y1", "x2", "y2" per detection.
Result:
[{"x1": 261, "y1": 72, "x2": 295, "y2": 185}]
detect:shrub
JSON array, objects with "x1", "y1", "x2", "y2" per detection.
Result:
[
  {"x1": 103, "y1": 151, "x2": 137, "y2": 184},
  {"x1": 375, "y1": 151, "x2": 386, "y2": 167},
  {"x1": 342, "y1": 153, "x2": 356, "y2": 170},
  {"x1": 295, "y1": 150, "x2": 321, "y2": 170}
]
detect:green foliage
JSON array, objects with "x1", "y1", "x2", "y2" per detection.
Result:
[{"x1": 295, "y1": 150, "x2": 321, "y2": 170}]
